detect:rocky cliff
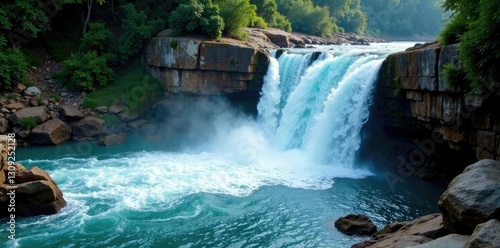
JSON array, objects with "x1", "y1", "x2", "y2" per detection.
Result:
[
  {"x1": 361, "y1": 42, "x2": 500, "y2": 179},
  {"x1": 145, "y1": 34, "x2": 270, "y2": 100}
]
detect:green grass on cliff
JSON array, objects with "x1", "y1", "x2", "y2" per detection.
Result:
[{"x1": 83, "y1": 61, "x2": 163, "y2": 114}]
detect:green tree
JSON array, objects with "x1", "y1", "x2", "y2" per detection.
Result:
[
  {"x1": 214, "y1": 0, "x2": 258, "y2": 39},
  {"x1": 169, "y1": 0, "x2": 224, "y2": 39},
  {"x1": 250, "y1": 0, "x2": 292, "y2": 31},
  {"x1": 313, "y1": 0, "x2": 367, "y2": 34},
  {"x1": 119, "y1": 3, "x2": 164, "y2": 62},
  {"x1": 282, "y1": 0, "x2": 339, "y2": 37}
]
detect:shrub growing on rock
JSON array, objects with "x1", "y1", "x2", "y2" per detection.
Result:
[
  {"x1": 440, "y1": 0, "x2": 500, "y2": 91},
  {"x1": 214, "y1": 0, "x2": 259, "y2": 39},
  {"x1": 19, "y1": 117, "x2": 37, "y2": 130},
  {"x1": 169, "y1": 0, "x2": 224, "y2": 39}
]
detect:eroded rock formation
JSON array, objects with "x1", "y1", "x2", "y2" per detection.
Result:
[
  {"x1": 0, "y1": 135, "x2": 66, "y2": 217},
  {"x1": 146, "y1": 35, "x2": 269, "y2": 98}
]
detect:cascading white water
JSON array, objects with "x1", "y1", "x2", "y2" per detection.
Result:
[{"x1": 257, "y1": 51, "x2": 384, "y2": 167}]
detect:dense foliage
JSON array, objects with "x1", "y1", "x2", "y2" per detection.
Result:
[
  {"x1": 440, "y1": 0, "x2": 500, "y2": 90},
  {"x1": 250, "y1": 0, "x2": 292, "y2": 31},
  {"x1": 314, "y1": 0, "x2": 367, "y2": 34},
  {"x1": 0, "y1": 0, "x2": 449, "y2": 94},
  {"x1": 119, "y1": 3, "x2": 164, "y2": 62},
  {"x1": 169, "y1": 0, "x2": 224, "y2": 39},
  {"x1": 277, "y1": 0, "x2": 340, "y2": 36},
  {"x1": 0, "y1": 46, "x2": 27, "y2": 91},
  {"x1": 57, "y1": 51, "x2": 114, "y2": 91},
  {"x1": 57, "y1": 23, "x2": 115, "y2": 91},
  {"x1": 214, "y1": 0, "x2": 258, "y2": 39}
]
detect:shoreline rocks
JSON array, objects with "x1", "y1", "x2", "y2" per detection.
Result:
[
  {"x1": 438, "y1": 159, "x2": 500, "y2": 234},
  {"x1": 335, "y1": 214, "x2": 377, "y2": 236},
  {"x1": 0, "y1": 136, "x2": 66, "y2": 217},
  {"x1": 351, "y1": 159, "x2": 500, "y2": 248}
]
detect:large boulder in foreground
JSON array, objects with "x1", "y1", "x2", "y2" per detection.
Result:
[
  {"x1": 0, "y1": 136, "x2": 66, "y2": 217},
  {"x1": 13, "y1": 169, "x2": 67, "y2": 216},
  {"x1": 464, "y1": 219, "x2": 500, "y2": 248},
  {"x1": 334, "y1": 214, "x2": 377, "y2": 236},
  {"x1": 71, "y1": 116, "x2": 107, "y2": 138},
  {"x1": 438, "y1": 159, "x2": 500, "y2": 234},
  {"x1": 30, "y1": 119, "x2": 71, "y2": 145},
  {"x1": 9, "y1": 106, "x2": 48, "y2": 125}
]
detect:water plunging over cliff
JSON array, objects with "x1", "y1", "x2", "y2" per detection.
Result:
[
  {"x1": 12, "y1": 43, "x2": 442, "y2": 248},
  {"x1": 257, "y1": 50, "x2": 383, "y2": 167}
]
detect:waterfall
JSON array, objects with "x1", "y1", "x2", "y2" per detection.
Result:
[{"x1": 257, "y1": 51, "x2": 384, "y2": 167}]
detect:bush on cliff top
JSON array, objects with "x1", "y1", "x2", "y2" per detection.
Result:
[
  {"x1": 215, "y1": 0, "x2": 259, "y2": 40},
  {"x1": 169, "y1": 0, "x2": 224, "y2": 39},
  {"x1": 440, "y1": 0, "x2": 500, "y2": 91}
]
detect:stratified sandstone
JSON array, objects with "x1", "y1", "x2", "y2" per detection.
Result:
[{"x1": 146, "y1": 34, "x2": 269, "y2": 97}]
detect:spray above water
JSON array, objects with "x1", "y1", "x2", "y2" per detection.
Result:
[{"x1": 22, "y1": 48, "x2": 391, "y2": 218}]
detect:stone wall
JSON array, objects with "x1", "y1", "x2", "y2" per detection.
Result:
[
  {"x1": 361, "y1": 43, "x2": 500, "y2": 179},
  {"x1": 145, "y1": 37, "x2": 269, "y2": 99}
]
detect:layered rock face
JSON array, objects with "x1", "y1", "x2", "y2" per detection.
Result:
[
  {"x1": 0, "y1": 135, "x2": 66, "y2": 217},
  {"x1": 145, "y1": 35, "x2": 269, "y2": 99},
  {"x1": 362, "y1": 42, "x2": 500, "y2": 179}
]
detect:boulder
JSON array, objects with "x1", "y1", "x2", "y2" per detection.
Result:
[
  {"x1": 0, "y1": 139, "x2": 66, "y2": 218},
  {"x1": 410, "y1": 234, "x2": 470, "y2": 248},
  {"x1": 0, "y1": 118, "x2": 9, "y2": 133},
  {"x1": 95, "y1": 106, "x2": 108, "y2": 114},
  {"x1": 108, "y1": 105, "x2": 122, "y2": 114},
  {"x1": 334, "y1": 214, "x2": 377, "y2": 235},
  {"x1": 14, "y1": 179, "x2": 66, "y2": 216},
  {"x1": 5, "y1": 102, "x2": 25, "y2": 110},
  {"x1": 260, "y1": 28, "x2": 291, "y2": 47},
  {"x1": 464, "y1": 219, "x2": 500, "y2": 248},
  {"x1": 17, "y1": 129, "x2": 30, "y2": 139},
  {"x1": 13, "y1": 83, "x2": 27, "y2": 93},
  {"x1": 59, "y1": 106, "x2": 85, "y2": 120},
  {"x1": 16, "y1": 167, "x2": 54, "y2": 184},
  {"x1": 355, "y1": 235, "x2": 433, "y2": 248},
  {"x1": 24, "y1": 86, "x2": 42, "y2": 96},
  {"x1": 71, "y1": 116, "x2": 107, "y2": 138},
  {"x1": 30, "y1": 119, "x2": 71, "y2": 145},
  {"x1": 438, "y1": 159, "x2": 500, "y2": 234},
  {"x1": 97, "y1": 133, "x2": 126, "y2": 146},
  {"x1": 352, "y1": 214, "x2": 447, "y2": 248},
  {"x1": 9, "y1": 106, "x2": 48, "y2": 125}
]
